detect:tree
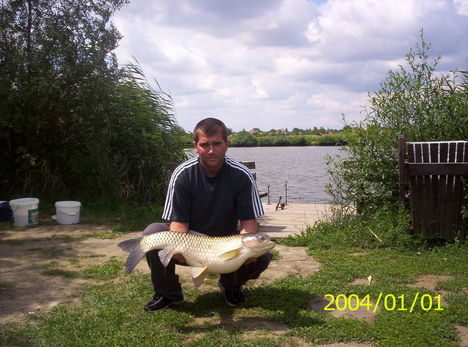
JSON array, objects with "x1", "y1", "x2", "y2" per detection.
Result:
[
  {"x1": 229, "y1": 131, "x2": 258, "y2": 147},
  {"x1": 0, "y1": 0, "x2": 185, "y2": 202},
  {"x1": 326, "y1": 33, "x2": 468, "y2": 212}
]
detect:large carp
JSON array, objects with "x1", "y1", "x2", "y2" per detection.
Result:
[{"x1": 117, "y1": 230, "x2": 275, "y2": 288}]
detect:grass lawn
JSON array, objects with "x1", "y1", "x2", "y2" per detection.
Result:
[
  {"x1": 1, "y1": 244, "x2": 466, "y2": 346},
  {"x1": 0, "y1": 206, "x2": 467, "y2": 346}
]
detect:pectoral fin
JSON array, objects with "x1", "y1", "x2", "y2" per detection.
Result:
[
  {"x1": 218, "y1": 248, "x2": 241, "y2": 261},
  {"x1": 158, "y1": 246, "x2": 177, "y2": 268},
  {"x1": 191, "y1": 266, "x2": 208, "y2": 288}
]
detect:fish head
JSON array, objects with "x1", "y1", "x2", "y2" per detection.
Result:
[{"x1": 241, "y1": 233, "x2": 275, "y2": 255}]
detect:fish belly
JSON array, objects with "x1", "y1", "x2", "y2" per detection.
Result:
[{"x1": 205, "y1": 257, "x2": 248, "y2": 274}]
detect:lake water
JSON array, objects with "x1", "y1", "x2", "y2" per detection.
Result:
[{"x1": 225, "y1": 146, "x2": 343, "y2": 204}]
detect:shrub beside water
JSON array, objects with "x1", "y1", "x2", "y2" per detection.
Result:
[
  {"x1": 281, "y1": 204, "x2": 416, "y2": 250},
  {"x1": 229, "y1": 132, "x2": 348, "y2": 147},
  {"x1": 325, "y1": 34, "x2": 468, "y2": 213}
]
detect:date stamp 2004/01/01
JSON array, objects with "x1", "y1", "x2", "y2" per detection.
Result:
[{"x1": 323, "y1": 293, "x2": 444, "y2": 313}]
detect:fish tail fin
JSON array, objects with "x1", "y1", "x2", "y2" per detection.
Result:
[{"x1": 117, "y1": 237, "x2": 145, "y2": 274}]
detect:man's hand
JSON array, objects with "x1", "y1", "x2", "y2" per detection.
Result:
[
  {"x1": 172, "y1": 254, "x2": 186, "y2": 264},
  {"x1": 240, "y1": 219, "x2": 260, "y2": 264},
  {"x1": 239, "y1": 219, "x2": 258, "y2": 234},
  {"x1": 244, "y1": 257, "x2": 258, "y2": 265}
]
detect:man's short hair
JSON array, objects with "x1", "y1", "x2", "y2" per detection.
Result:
[{"x1": 193, "y1": 118, "x2": 228, "y2": 143}]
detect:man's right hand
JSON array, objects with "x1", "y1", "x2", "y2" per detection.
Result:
[{"x1": 172, "y1": 254, "x2": 186, "y2": 264}]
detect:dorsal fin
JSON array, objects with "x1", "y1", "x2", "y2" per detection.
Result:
[{"x1": 142, "y1": 223, "x2": 169, "y2": 236}]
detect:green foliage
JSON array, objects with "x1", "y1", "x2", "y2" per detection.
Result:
[
  {"x1": 0, "y1": 0, "x2": 185, "y2": 203},
  {"x1": 108, "y1": 63, "x2": 186, "y2": 202},
  {"x1": 229, "y1": 130, "x2": 258, "y2": 146},
  {"x1": 326, "y1": 33, "x2": 468, "y2": 212},
  {"x1": 79, "y1": 198, "x2": 165, "y2": 232},
  {"x1": 281, "y1": 204, "x2": 416, "y2": 250},
  {"x1": 229, "y1": 132, "x2": 348, "y2": 147}
]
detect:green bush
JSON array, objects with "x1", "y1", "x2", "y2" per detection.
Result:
[
  {"x1": 0, "y1": 1, "x2": 186, "y2": 203},
  {"x1": 326, "y1": 33, "x2": 468, "y2": 212},
  {"x1": 229, "y1": 131, "x2": 258, "y2": 146},
  {"x1": 281, "y1": 204, "x2": 415, "y2": 250},
  {"x1": 229, "y1": 133, "x2": 348, "y2": 147}
]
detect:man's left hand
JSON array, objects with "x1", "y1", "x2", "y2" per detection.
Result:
[{"x1": 244, "y1": 257, "x2": 257, "y2": 265}]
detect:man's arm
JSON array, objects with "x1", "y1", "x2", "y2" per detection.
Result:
[
  {"x1": 169, "y1": 221, "x2": 188, "y2": 263},
  {"x1": 239, "y1": 219, "x2": 258, "y2": 234},
  {"x1": 170, "y1": 221, "x2": 189, "y2": 233}
]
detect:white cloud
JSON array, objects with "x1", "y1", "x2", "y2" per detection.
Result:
[{"x1": 113, "y1": 0, "x2": 468, "y2": 132}]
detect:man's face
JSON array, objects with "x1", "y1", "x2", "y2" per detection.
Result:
[{"x1": 194, "y1": 131, "x2": 228, "y2": 172}]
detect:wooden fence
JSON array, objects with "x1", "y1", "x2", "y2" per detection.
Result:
[{"x1": 398, "y1": 135, "x2": 467, "y2": 239}]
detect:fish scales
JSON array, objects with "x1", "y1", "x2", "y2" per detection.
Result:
[
  {"x1": 143, "y1": 232, "x2": 243, "y2": 267},
  {"x1": 118, "y1": 230, "x2": 275, "y2": 287}
]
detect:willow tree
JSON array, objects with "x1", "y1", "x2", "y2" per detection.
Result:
[{"x1": 0, "y1": 0, "x2": 185, "y2": 202}]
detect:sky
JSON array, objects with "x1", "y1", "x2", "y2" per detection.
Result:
[{"x1": 113, "y1": 0, "x2": 468, "y2": 132}]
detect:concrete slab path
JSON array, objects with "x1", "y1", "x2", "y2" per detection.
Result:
[{"x1": 258, "y1": 203, "x2": 333, "y2": 238}]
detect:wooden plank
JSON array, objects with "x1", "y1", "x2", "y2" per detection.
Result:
[
  {"x1": 407, "y1": 143, "x2": 420, "y2": 234},
  {"x1": 429, "y1": 143, "x2": 440, "y2": 236},
  {"x1": 449, "y1": 142, "x2": 466, "y2": 238},
  {"x1": 398, "y1": 135, "x2": 406, "y2": 203},
  {"x1": 240, "y1": 161, "x2": 256, "y2": 169},
  {"x1": 239, "y1": 161, "x2": 268, "y2": 199},
  {"x1": 407, "y1": 163, "x2": 468, "y2": 176},
  {"x1": 438, "y1": 143, "x2": 449, "y2": 236}
]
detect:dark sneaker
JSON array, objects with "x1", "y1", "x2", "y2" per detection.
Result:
[
  {"x1": 218, "y1": 282, "x2": 245, "y2": 307},
  {"x1": 144, "y1": 294, "x2": 183, "y2": 312}
]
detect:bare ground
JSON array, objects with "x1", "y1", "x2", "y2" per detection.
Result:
[
  {"x1": 0, "y1": 224, "x2": 322, "y2": 324},
  {"x1": 1, "y1": 225, "x2": 466, "y2": 346}
]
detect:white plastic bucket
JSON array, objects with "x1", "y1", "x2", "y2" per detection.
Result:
[
  {"x1": 54, "y1": 201, "x2": 81, "y2": 225},
  {"x1": 9, "y1": 198, "x2": 39, "y2": 227}
]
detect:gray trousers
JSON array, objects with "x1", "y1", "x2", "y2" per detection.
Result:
[{"x1": 143, "y1": 223, "x2": 272, "y2": 300}]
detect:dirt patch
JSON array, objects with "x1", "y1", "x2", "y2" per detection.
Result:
[
  {"x1": 0, "y1": 225, "x2": 322, "y2": 324},
  {"x1": 407, "y1": 274, "x2": 455, "y2": 306},
  {"x1": 316, "y1": 343, "x2": 375, "y2": 347},
  {"x1": 350, "y1": 277, "x2": 373, "y2": 286},
  {"x1": 407, "y1": 274, "x2": 455, "y2": 291},
  {"x1": 455, "y1": 325, "x2": 468, "y2": 347},
  {"x1": 310, "y1": 295, "x2": 378, "y2": 323}
]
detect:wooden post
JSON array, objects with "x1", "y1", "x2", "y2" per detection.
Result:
[
  {"x1": 398, "y1": 135, "x2": 406, "y2": 203},
  {"x1": 267, "y1": 184, "x2": 270, "y2": 205}
]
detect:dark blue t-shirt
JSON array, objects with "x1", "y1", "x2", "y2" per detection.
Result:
[{"x1": 162, "y1": 157, "x2": 264, "y2": 236}]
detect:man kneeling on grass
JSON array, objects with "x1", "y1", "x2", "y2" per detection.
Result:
[{"x1": 143, "y1": 117, "x2": 272, "y2": 311}]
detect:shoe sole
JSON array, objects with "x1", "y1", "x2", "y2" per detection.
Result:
[
  {"x1": 218, "y1": 282, "x2": 242, "y2": 307},
  {"x1": 144, "y1": 298, "x2": 184, "y2": 312}
]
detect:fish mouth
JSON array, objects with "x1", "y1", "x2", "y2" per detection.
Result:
[
  {"x1": 244, "y1": 240, "x2": 276, "y2": 253},
  {"x1": 241, "y1": 233, "x2": 276, "y2": 253}
]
